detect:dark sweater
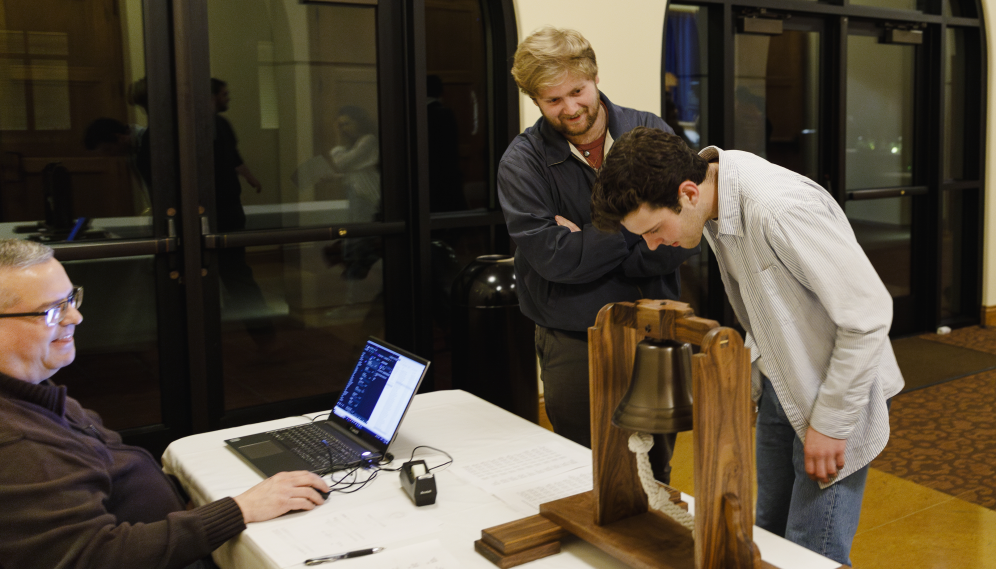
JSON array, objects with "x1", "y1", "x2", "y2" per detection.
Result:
[{"x1": 0, "y1": 373, "x2": 245, "y2": 569}]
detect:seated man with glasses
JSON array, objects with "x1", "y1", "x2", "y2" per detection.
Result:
[{"x1": 0, "y1": 238, "x2": 330, "y2": 569}]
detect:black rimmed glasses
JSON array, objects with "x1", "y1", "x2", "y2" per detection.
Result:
[{"x1": 0, "y1": 286, "x2": 83, "y2": 326}]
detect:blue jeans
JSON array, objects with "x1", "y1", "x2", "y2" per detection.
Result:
[{"x1": 755, "y1": 376, "x2": 868, "y2": 566}]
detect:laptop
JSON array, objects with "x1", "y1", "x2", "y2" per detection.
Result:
[{"x1": 225, "y1": 337, "x2": 430, "y2": 478}]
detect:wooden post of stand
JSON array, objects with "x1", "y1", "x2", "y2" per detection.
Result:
[{"x1": 693, "y1": 327, "x2": 762, "y2": 569}]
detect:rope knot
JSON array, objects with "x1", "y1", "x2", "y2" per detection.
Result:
[{"x1": 628, "y1": 432, "x2": 654, "y2": 453}]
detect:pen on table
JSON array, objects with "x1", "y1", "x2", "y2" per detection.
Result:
[{"x1": 304, "y1": 546, "x2": 384, "y2": 566}]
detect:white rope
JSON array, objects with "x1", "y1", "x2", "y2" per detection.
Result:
[{"x1": 628, "y1": 432, "x2": 695, "y2": 531}]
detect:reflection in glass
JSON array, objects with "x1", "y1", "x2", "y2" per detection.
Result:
[
  {"x1": 665, "y1": 5, "x2": 708, "y2": 150},
  {"x1": 846, "y1": 35, "x2": 915, "y2": 190},
  {"x1": 221, "y1": 241, "x2": 386, "y2": 412},
  {"x1": 844, "y1": 197, "x2": 912, "y2": 297},
  {"x1": 205, "y1": 2, "x2": 387, "y2": 411},
  {"x1": 204, "y1": 2, "x2": 380, "y2": 232},
  {"x1": 850, "y1": 0, "x2": 923, "y2": 11},
  {"x1": 428, "y1": 226, "x2": 492, "y2": 390},
  {"x1": 0, "y1": 0, "x2": 153, "y2": 235},
  {"x1": 58, "y1": 256, "x2": 161, "y2": 430},
  {"x1": 939, "y1": 190, "x2": 966, "y2": 319},
  {"x1": 425, "y1": 1, "x2": 489, "y2": 210},
  {"x1": 735, "y1": 30, "x2": 820, "y2": 180},
  {"x1": 944, "y1": 28, "x2": 966, "y2": 181},
  {"x1": 944, "y1": 0, "x2": 977, "y2": 17}
]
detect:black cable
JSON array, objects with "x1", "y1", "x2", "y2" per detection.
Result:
[
  {"x1": 376, "y1": 445, "x2": 453, "y2": 473},
  {"x1": 317, "y1": 444, "x2": 452, "y2": 494},
  {"x1": 320, "y1": 440, "x2": 336, "y2": 476}
]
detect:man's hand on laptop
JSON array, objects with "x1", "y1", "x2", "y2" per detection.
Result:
[{"x1": 233, "y1": 471, "x2": 331, "y2": 523}]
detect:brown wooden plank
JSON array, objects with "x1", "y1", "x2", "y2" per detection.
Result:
[
  {"x1": 626, "y1": 300, "x2": 720, "y2": 346},
  {"x1": 589, "y1": 304, "x2": 648, "y2": 525},
  {"x1": 480, "y1": 514, "x2": 566, "y2": 554},
  {"x1": 474, "y1": 538, "x2": 561, "y2": 568},
  {"x1": 541, "y1": 491, "x2": 695, "y2": 569},
  {"x1": 693, "y1": 327, "x2": 757, "y2": 569}
]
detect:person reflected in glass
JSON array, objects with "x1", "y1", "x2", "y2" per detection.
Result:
[
  {"x1": 425, "y1": 75, "x2": 467, "y2": 338},
  {"x1": 83, "y1": 118, "x2": 151, "y2": 216},
  {"x1": 323, "y1": 106, "x2": 381, "y2": 283},
  {"x1": 127, "y1": 77, "x2": 153, "y2": 191},
  {"x1": 211, "y1": 78, "x2": 278, "y2": 357},
  {"x1": 426, "y1": 75, "x2": 466, "y2": 213}
]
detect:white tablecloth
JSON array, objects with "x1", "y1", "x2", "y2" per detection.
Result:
[{"x1": 162, "y1": 390, "x2": 841, "y2": 569}]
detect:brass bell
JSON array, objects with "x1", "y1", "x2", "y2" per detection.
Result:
[{"x1": 612, "y1": 338, "x2": 694, "y2": 433}]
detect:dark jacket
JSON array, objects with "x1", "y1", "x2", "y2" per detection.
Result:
[
  {"x1": 497, "y1": 92, "x2": 698, "y2": 331},
  {"x1": 0, "y1": 373, "x2": 244, "y2": 569}
]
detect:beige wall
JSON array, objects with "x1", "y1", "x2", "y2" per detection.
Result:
[
  {"x1": 511, "y1": 1, "x2": 667, "y2": 128},
  {"x1": 513, "y1": 0, "x2": 996, "y2": 312}
]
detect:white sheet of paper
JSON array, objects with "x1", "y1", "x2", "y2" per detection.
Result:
[
  {"x1": 449, "y1": 444, "x2": 586, "y2": 491},
  {"x1": 492, "y1": 468, "x2": 594, "y2": 514},
  {"x1": 247, "y1": 499, "x2": 442, "y2": 568},
  {"x1": 331, "y1": 540, "x2": 462, "y2": 569}
]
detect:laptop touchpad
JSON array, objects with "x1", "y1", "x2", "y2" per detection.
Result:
[{"x1": 239, "y1": 440, "x2": 284, "y2": 459}]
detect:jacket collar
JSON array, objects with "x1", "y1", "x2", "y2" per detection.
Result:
[
  {"x1": 0, "y1": 372, "x2": 67, "y2": 417},
  {"x1": 538, "y1": 91, "x2": 627, "y2": 167}
]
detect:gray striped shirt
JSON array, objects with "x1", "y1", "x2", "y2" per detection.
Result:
[{"x1": 700, "y1": 146, "x2": 904, "y2": 484}]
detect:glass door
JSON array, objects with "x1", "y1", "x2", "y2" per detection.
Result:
[
  {"x1": 842, "y1": 23, "x2": 920, "y2": 334},
  {"x1": 734, "y1": 16, "x2": 822, "y2": 183},
  {"x1": 0, "y1": 0, "x2": 188, "y2": 454},
  {"x1": 175, "y1": 0, "x2": 518, "y2": 433}
]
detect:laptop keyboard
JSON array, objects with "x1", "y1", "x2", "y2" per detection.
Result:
[{"x1": 271, "y1": 423, "x2": 362, "y2": 472}]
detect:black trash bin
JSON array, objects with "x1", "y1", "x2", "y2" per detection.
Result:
[{"x1": 450, "y1": 255, "x2": 538, "y2": 422}]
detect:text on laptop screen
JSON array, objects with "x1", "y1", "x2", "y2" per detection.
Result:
[{"x1": 333, "y1": 341, "x2": 426, "y2": 445}]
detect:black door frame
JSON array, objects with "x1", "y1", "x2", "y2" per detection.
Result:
[{"x1": 663, "y1": 0, "x2": 987, "y2": 336}]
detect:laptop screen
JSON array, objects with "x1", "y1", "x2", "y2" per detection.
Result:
[{"x1": 332, "y1": 339, "x2": 428, "y2": 446}]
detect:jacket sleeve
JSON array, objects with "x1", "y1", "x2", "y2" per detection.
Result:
[
  {"x1": 619, "y1": 240, "x2": 699, "y2": 278},
  {"x1": 0, "y1": 436, "x2": 246, "y2": 569},
  {"x1": 767, "y1": 198, "x2": 894, "y2": 440},
  {"x1": 497, "y1": 145, "x2": 635, "y2": 285}
]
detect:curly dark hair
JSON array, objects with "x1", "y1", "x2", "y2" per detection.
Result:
[{"x1": 591, "y1": 127, "x2": 708, "y2": 232}]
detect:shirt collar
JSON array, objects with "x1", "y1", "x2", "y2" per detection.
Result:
[
  {"x1": 540, "y1": 91, "x2": 620, "y2": 167},
  {"x1": 699, "y1": 146, "x2": 743, "y2": 238}
]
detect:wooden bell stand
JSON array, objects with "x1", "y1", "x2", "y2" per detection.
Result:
[{"x1": 475, "y1": 299, "x2": 770, "y2": 569}]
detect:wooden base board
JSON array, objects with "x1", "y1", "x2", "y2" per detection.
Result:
[
  {"x1": 539, "y1": 492, "x2": 780, "y2": 569},
  {"x1": 481, "y1": 514, "x2": 567, "y2": 554},
  {"x1": 541, "y1": 491, "x2": 695, "y2": 569},
  {"x1": 476, "y1": 514, "x2": 566, "y2": 568},
  {"x1": 474, "y1": 538, "x2": 561, "y2": 568},
  {"x1": 984, "y1": 305, "x2": 996, "y2": 328}
]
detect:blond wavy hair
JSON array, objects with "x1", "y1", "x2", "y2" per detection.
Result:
[{"x1": 511, "y1": 27, "x2": 598, "y2": 98}]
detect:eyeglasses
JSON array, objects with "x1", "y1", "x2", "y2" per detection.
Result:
[{"x1": 0, "y1": 286, "x2": 83, "y2": 326}]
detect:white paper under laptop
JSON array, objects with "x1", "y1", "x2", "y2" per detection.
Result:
[{"x1": 225, "y1": 337, "x2": 429, "y2": 477}]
